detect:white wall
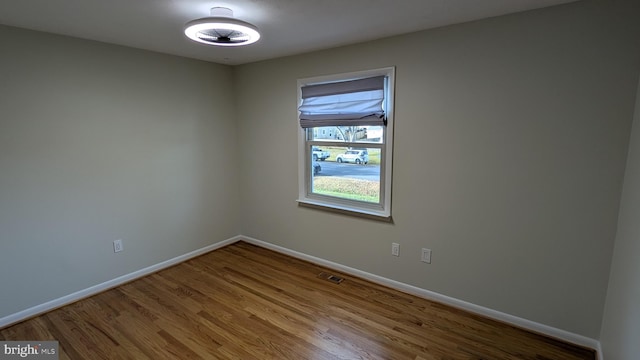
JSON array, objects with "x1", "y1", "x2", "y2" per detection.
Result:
[
  {"x1": 0, "y1": 26, "x2": 240, "y2": 319},
  {"x1": 599, "y1": 75, "x2": 640, "y2": 359},
  {"x1": 234, "y1": 0, "x2": 640, "y2": 339}
]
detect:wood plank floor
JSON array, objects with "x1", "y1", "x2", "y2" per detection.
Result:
[{"x1": 0, "y1": 241, "x2": 595, "y2": 359}]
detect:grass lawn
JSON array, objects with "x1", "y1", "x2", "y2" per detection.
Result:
[{"x1": 312, "y1": 177, "x2": 380, "y2": 203}]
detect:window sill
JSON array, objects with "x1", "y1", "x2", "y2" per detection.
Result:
[{"x1": 297, "y1": 199, "x2": 393, "y2": 223}]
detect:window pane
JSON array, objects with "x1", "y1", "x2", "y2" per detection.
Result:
[
  {"x1": 298, "y1": 68, "x2": 394, "y2": 218},
  {"x1": 311, "y1": 146, "x2": 380, "y2": 204},
  {"x1": 309, "y1": 126, "x2": 383, "y2": 143}
]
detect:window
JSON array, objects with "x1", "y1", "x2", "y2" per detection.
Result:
[{"x1": 297, "y1": 67, "x2": 395, "y2": 219}]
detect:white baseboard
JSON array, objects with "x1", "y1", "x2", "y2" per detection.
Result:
[
  {"x1": 240, "y1": 235, "x2": 601, "y2": 353},
  {"x1": 596, "y1": 342, "x2": 604, "y2": 360},
  {"x1": 0, "y1": 235, "x2": 241, "y2": 329}
]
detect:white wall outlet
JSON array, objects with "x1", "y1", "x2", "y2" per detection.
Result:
[
  {"x1": 421, "y1": 248, "x2": 432, "y2": 263},
  {"x1": 113, "y1": 239, "x2": 123, "y2": 253},
  {"x1": 392, "y1": 243, "x2": 400, "y2": 256}
]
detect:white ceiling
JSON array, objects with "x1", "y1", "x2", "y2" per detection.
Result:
[{"x1": 0, "y1": 0, "x2": 577, "y2": 65}]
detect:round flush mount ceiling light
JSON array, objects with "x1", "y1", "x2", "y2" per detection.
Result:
[{"x1": 184, "y1": 7, "x2": 260, "y2": 47}]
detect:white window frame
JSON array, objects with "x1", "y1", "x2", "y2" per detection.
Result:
[{"x1": 297, "y1": 67, "x2": 395, "y2": 220}]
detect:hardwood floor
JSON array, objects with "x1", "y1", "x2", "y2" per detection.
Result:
[{"x1": 0, "y1": 241, "x2": 595, "y2": 359}]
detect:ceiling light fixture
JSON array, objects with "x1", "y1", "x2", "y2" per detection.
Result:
[{"x1": 184, "y1": 7, "x2": 260, "y2": 47}]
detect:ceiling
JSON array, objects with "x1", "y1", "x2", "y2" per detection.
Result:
[{"x1": 0, "y1": 0, "x2": 577, "y2": 65}]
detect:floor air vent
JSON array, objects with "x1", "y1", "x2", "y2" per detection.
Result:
[{"x1": 317, "y1": 272, "x2": 344, "y2": 284}]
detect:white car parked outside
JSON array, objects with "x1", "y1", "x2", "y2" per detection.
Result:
[{"x1": 336, "y1": 149, "x2": 369, "y2": 164}]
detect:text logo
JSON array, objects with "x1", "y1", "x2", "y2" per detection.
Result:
[{"x1": 1, "y1": 342, "x2": 58, "y2": 359}]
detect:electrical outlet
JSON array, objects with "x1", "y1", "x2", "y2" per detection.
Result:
[
  {"x1": 421, "y1": 248, "x2": 431, "y2": 263},
  {"x1": 113, "y1": 239, "x2": 123, "y2": 253},
  {"x1": 392, "y1": 243, "x2": 400, "y2": 256}
]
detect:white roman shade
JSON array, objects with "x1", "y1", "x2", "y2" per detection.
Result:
[{"x1": 298, "y1": 76, "x2": 386, "y2": 128}]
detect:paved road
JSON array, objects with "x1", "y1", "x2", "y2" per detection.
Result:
[{"x1": 316, "y1": 161, "x2": 380, "y2": 181}]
